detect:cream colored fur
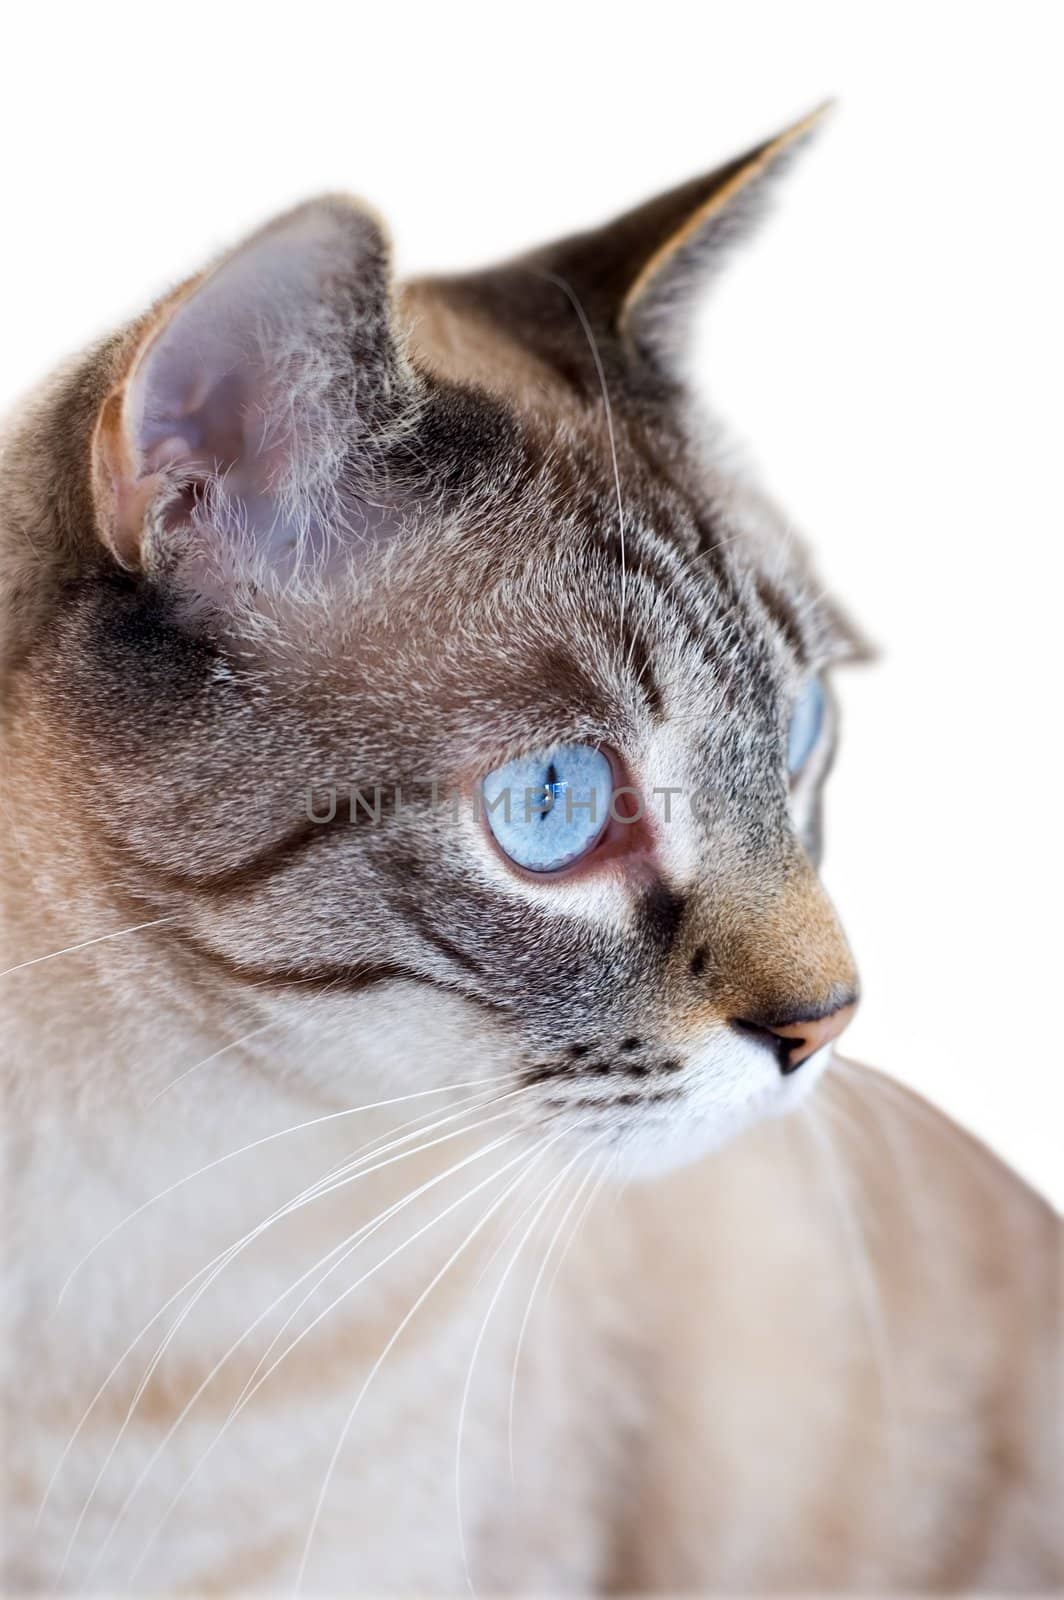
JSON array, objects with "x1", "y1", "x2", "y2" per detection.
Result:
[
  {"x1": 2, "y1": 135, "x2": 1061, "y2": 1594},
  {"x1": 2, "y1": 812, "x2": 1059, "y2": 1593}
]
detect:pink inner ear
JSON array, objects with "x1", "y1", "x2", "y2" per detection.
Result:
[
  {"x1": 123, "y1": 215, "x2": 344, "y2": 516},
  {"x1": 119, "y1": 295, "x2": 312, "y2": 578},
  {"x1": 135, "y1": 364, "x2": 257, "y2": 483},
  {"x1": 144, "y1": 434, "x2": 197, "y2": 472},
  {"x1": 130, "y1": 321, "x2": 268, "y2": 493},
  {"x1": 102, "y1": 197, "x2": 414, "y2": 581}
]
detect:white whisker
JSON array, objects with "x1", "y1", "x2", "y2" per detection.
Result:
[
  {"x1": 0, "y1": 916, "x2": 174, "y2": 978},
  {"x1": 46, "y1": 1085, "x2": 523, "y2": 1574},
  {"x1": 539, "y1": 271, "x2": 629, "y2": 668},
  {"x1": 801, "y1": 1105, "x2": 899, "y2": 1479},
  {"x1": 824, "y1": 1072, "x2": 920, "y2": 1245},
  {"x1": 293, "y1": 1126, "x2": 578, "y2": 1593},
  {"x1": 507, "y1": 1151, "x2": 604, "y2": 1482},
  {"x1": 123, "y1": 1121, "x2": 528, "y2": 1582},
  {"x1": 143, "y1": 1020, "x2": 281, "y2": 1104},
  {"x1": 456, "y1": 1143, "x2": 590, "y2": 1596},
  {"x1": 56, "y1": 1075, "x2": 507, "y2": 1307},
  {"x1": 540, "y1": 1148, "x2": 613, "y2": 1309},
  {"x1": 849, "y1": 1068, "x2": 1013, "y2": 1198},
  {"x1": 471, "y1": 1153, "x2": 566, "y2": 1292}
]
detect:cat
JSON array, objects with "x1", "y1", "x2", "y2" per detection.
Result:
[{"x1": 1, "y1": 106, "x2": 1059, "y2": 1594}]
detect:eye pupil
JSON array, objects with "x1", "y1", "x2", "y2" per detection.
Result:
[
  {"x1": 483, "y1": 744, "x2": 612, "y2": 873},
  {"x1": 540, "y1": 762, "x2": 561, "y2": 821}
]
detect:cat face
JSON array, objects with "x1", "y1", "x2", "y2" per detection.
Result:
[{"x1": 1, "y1": 109, "x2": 859, "y2": 1174}]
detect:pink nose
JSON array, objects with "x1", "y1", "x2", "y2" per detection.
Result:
[{"x1": 736, "y1": 1000, "x2": 857, "y2": 1075}]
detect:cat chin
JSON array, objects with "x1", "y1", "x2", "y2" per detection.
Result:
[
  {"x1": 607, "y1": 1118, "x2": 759, "y2": 1180},
  {"x1": 605, "y1": 1040, "x2": 837, "y2": 1180}
]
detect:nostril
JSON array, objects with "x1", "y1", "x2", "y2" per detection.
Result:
[
  {"x1": 731, "y1": 1019, "x2": 804, "y2": 1075},
  {"x1": 731, "y1": 999, "x2": 857, "y2": 1076},
  {"x1": 776, "y1": 1031, "x2": 811, "y2": 1076}
]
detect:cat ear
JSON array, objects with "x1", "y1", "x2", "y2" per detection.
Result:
[
  {"x1": 529, "y1": 104, "x2": 830, "y2": 383},
  {"x1": 617, "y1": 105, "x2": 830, "y2": 371},
  {"x1": 92, "y1": 196, "x2": 416, "y2": 575}
]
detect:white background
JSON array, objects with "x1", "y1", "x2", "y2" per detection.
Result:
[{"x1": 2, "y1": 2, "x2": 1060, "y2": 1205}]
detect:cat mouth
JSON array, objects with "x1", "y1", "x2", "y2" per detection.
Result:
[{"x1": 511, "y1": 1017, "x2": 841, "y2": 1175}]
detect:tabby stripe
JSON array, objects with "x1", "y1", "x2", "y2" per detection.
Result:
[
  {"x1": 638, "y1": 879, "x2": 687, "y2": 954},
  {"x1": 87, "y1": 807, "x2": 358, "y2": 900},
  {"x1": 622, "y1": 624, "x2": 665, "y2": 720},
  {"x1": 170, "y1": 928, "x2": 513, "y2": 1016},
  {"x1": 600, "y1": 527, "x2": 708, "y2": 651},
  {"x1": 399, "y1": 900, "x2": 497, "y2": 987},
  {"x1": 179, "y1": 812, "x2": 350, "y2": 897},
  {"x1": 753, "y1": 573, "x2": 809, "y2": 666},
  {"x1": 690, "y1": 507, "x2": 740, "y2": 592}
]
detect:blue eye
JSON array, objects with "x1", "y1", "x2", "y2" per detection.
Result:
[
  {"x1": 787, "y1": 677, "x2": 826, "y2": 775},
  {"x1": 482, "y1": 743, "x2": 613, "y2": 873}
]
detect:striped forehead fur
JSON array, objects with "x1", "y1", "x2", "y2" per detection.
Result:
[{"x1": 0, "y1": 130, "x2": 864, "y2": 1142}]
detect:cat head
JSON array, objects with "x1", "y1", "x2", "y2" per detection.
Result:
[{"x1": 2, "y1": 108, "x2": 860, "y2": 1173}]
